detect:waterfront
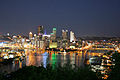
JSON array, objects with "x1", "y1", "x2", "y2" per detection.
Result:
[{"x1": 0, "y1": 49, "x2": 104, "y2": 73}]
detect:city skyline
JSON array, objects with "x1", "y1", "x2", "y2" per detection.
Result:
[
  {"x1": 1, "y1": 1, "x2": 120, "y2": 79},
  {"x1": 0, "y1": 0, "x2": 120, "y2": 37}
]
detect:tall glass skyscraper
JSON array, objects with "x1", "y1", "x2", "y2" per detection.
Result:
[
  {"x1": 38, "y1": 26, "x2": 44, "y2": 35},
  {"x1": 70, "y1": 31, "x2": 76, "y2": 42},
  {"x1": 62, "y1": 30, "x2": 68, "y2": 40},
  {"x1": 29, "y1": 32, "x2": 33, "y2": 40},
  {"x1": 52, "y1": 28, "x2": 56, "y2": 40},
  {"x1": 38, "y1": 26, "x2": 44, "y2": 40}
]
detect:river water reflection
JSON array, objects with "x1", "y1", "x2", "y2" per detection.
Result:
[{"x1": 0, "y1": 49, "x2": 104, "y2": 73}]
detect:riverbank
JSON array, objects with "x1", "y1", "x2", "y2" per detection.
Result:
[
  {"x1": 107, "y1": 51, "x2": 120, "y2": 80},
  {"x1": 1, "y1": 51, "x2": 120, "y2": 80},
  {"x1": 1, "y1": 65, "x2": 98, "y2": 80}
]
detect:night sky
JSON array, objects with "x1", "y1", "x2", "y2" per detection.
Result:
[{"x1": 0, "y1": 0, "x2": 120, "y2": 37}]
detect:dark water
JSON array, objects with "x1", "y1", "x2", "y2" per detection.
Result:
[{"x1": 0, "y1": 49, "x2": 104, "y2": 73}]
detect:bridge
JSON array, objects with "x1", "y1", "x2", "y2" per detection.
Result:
[{"x1": 87, "y1": 43, "x2": 116, "y2": 52}]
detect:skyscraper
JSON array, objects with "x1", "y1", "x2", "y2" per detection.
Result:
[
  {"x1": 29, "y1": 32, "x2": 33, "y2": 40},
  {"x1": 62, "y1": 30, "x2": 68, "y2": 40},
  {"x1": 38, "y1": 26, "x2": 44, "y2": 40},
  {"x1": 70, "y1": 31, "x2": 76, "y2": 43},
  {"x1": 38, "y1": 26, "x2": 44, "y2": 35},
  {"x1": 50, "y1": 33, "x2": 55, "y2": 41},
  {"x1": 52, "y1": 28, "x2": 56, "y2": 40}
]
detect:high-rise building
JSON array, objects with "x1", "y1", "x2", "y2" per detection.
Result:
[
  {"x1": 38, "y1": 26, "x2": 44, "y2": 40},
  {"x1": 70, "y1": 31, "x2": 76, "y2": 43},
  {"x1": 50, "y1": 28, "x2": 56, "y2": 40},
  {"x1": 36, "y1": 40, "x2": 45, "y2": 49},
  {"x1": 29, "y1": 32, "x2": 33, "y2": 40},
  {"x1": 50, "y1": 33, "x2": 54, "y2": 40},
  {"x1": 62, "y1": 30, "x2": 68, "y2": 40},
  {"x1": 38, "y1": 26, "x2": 44, "y2": 35},
  {"x1": 39, "y1": 41, "x2": 45, "y2": 49}
]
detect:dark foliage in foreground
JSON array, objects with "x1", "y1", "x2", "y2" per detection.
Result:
[
  {"x1": 1, "y1": 65, "x2": 98, "y2": 80},
  {"x1": 0, "y1": 73, "x2": 4, "y2": 80},
  {"x1": 107, "y1": 52, "x2": 120, "y2": 80}
]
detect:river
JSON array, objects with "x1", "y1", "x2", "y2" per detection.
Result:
[{"x1": 0, "y1": 49, "x2": 104, "y2": 74}]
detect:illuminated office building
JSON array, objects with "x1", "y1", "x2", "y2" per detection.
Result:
[
  {"x1": 39, "y1": 41, "x2": 45, "y2": 49},
  {"x1": 61, "y1": 30, "x2": 69, "y2": 48},
  {"x1": 38, "y1": 26, "x2": 44, "y2": 35},
  {"x1": 38, "y1": 26, "x2": 44, "y2": 40},
  {"x1": 36, "y1": 40, "x2": 45, "y2": 49},
  {"x1": 33, "y1": 34, "x2": 37, "y2": 47},
  {"x1": 70, "y1": 31, "x2": 76, "y2": 43},
  {"x1": 52, "y1": 28, "x2": 56, "y2": 40},
  {"x1": 50, "y1": 33, "x2": 54, "y2": 40},
  {"x1": 50, "y1": 28, "x2": 56, "y2": 41},
  {"x1": 29, "y1": 32, "x2": 33, "y2": 40},
  {"x1": 62, "y1": 30, "x2": 68, "y2": 40}
]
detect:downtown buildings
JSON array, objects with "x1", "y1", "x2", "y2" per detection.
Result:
[
  {"x1": 27, "y1": 26, "x2": 80, "y2": 49},
  {"x1": 0, "y1": 26, "x2": 120, "y2": 52},
  {"x1": 0, "y1": 26, "x2": 85, "y2": 49}
]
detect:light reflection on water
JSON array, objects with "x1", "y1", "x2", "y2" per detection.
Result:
[{"x1": 0, "y1": 49, "x2": 104, "y2": 73}]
